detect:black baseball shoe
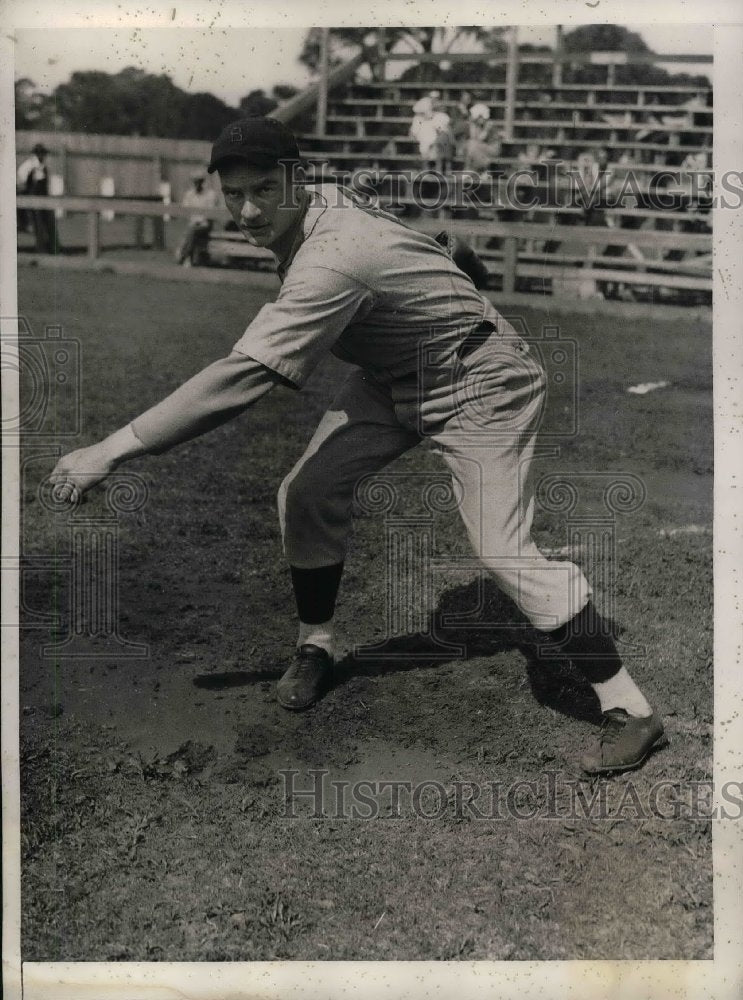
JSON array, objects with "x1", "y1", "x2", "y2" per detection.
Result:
[
  {"x1": 581, "y1": 708, "x2": 667, "y2": 775},
  {"x1": 276, "y1": 644, "x2": 333, "y2": 711}
]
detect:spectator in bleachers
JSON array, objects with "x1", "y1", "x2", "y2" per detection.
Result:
[
  {"x1": 409, "y1": 94, "x2": 454, "y2": 173},
  {"x1": 635, "y1": 95, "x2": 669, "y2": 164},
  {"x1": 450, "y1": 90, "x2": 474, "y2": 164},
  {"x1": 175, "y1": 171, "x2": 219, "y2": 266},
  {"x1": 572, "y1": 148, "x2": 611, "y2": 225},
  {"x1": 16, "y1": 142, "x2": 61, "y2": 254},
  {"x1": 454, "y1": 90, "x2": 474, "y2": 122},
  {"x1": 517, "y1": 142, "x2": 543, "y2": 168},
  {"x1": 463, "y1": 103, "x2": 503, "y2": 177},
  {"x1": 677, "y1": 149, "x2": 713, "y2": 205}
]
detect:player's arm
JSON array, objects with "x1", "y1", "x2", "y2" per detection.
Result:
[
  {"x1": 49, "y1": 353, "x2": 283, "y2": 502},
  {"x1": 50, "y1": 264, "x2": 374, "y2": 503}
]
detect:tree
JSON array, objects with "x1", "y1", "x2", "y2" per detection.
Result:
[
  {"x1": 562, "y1": 24, "x2": 651, "y2": 54},
  {"x1": 181, "y1": 92, "x2": 238, "y2": 139},
  {"x1": 48, "y1": 67, "x2": 237, "y2": 138},
  {"x1": 300, "y1": 26, "x2": 504, "y2": 81},
  {"x1": 14, "y1": 78, "x2": 59, "y2": 130},
  {"x1": 54, "y1": 71, "x2": 127, "y2": 133},
  {"x1": 561, "y1": 24, "x2": 710, "y2": 92},
  {"x1": 238, "y1": 89, "x2": 278, "y2": 117},
  {"x1": 272, "y1": 84, "x2": 300, "y2": 102}
]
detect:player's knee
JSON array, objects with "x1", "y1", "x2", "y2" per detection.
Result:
[{"x1": 278, "y1": 464, "x2": 326, "y2": 525}]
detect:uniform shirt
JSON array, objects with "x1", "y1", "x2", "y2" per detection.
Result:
[
  {"x1": 131, "y1": 184, "x2": 502, "y2": 453},
  {"x1": 232, "y1": 184, "x2": 499, "y2": 386}
]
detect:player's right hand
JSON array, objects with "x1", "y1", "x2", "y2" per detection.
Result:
[
  {"x1": 49, "y1": 425, "x2": 147, "y2": 506},
  {"x1": 49, "y1": 442, "x2": 120, "y2": 506}
]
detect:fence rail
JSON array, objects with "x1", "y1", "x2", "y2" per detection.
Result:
[{"x1": 17, "y1": 194, "x2": 711, "y2": 299}]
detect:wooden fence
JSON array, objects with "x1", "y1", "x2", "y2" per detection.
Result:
[
  {"x1": 16, "y1": 131, "x2": 214, "y2": 202},
  {"x1": 16, "y1": 194, "x2": 710, "y2": 299}
]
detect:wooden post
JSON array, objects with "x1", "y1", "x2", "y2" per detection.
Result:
[
  {"x1": 60, "y1": 145, "x2": 68, "y2": 195},
  {"x1": 317, "y1": 28, "x2": 330, "y2": 136},
  {"x1": 377, "y1": 28, "x2": 387, "y2": 81},
  {"x1": 152, "y1": 215, "x2": 166, "y2": 251},
  {"x1": 503, "y1": 236, "x2": 518, "y2": 294},
  {"x1": 504, "y1": 26, "x2": 519, "y2": 142},
  {"x1": 87, "y1": 210, "x2": 100, "y2": 260},
  {"x1": 553, "y1": 26, "x2": 563, "y2": 87}
]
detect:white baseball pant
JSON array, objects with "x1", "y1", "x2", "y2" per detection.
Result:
[{"x1": 277, "y1": 326, "x2": 591, "y2": 629}]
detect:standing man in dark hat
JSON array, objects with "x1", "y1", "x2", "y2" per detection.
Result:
[{"x1": 17, "y1": 142, "x2": 61, "y2": 254}]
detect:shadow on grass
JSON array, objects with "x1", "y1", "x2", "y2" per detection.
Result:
[
  {"x1": 193, "y1": 578, "x2": 601, "y2": 723},
  {"x1": 334, "y1": 575, "x2": 601, "y2": 723},
  {"x1": 192, "y1": 671, "x2": 273, "y2": 690},
  {"x1": 191, "y1": 578, "x2": 604, "y2": 724},
  {"x1": 339, "y1": 577, "x2": 604, "y2": 725}
]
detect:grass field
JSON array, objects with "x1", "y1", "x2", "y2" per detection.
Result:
[{"x1": 17, "y1": 267, "x2": 713, "y2": 961}]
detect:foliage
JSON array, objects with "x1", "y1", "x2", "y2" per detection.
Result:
[
  {"x1": 561, "y1": 25, "x2": 710, "y2": 90},
  {"x1": 562, "y1": 24, "x2": 652, "y2": 54},
  {"x1": 238, "y1": 89, "x2": 278, "y2": 118},
  {"x1": 15, "y1": 72, "x2": 301, "y2": 138},
  {"x1": 300, "y1": 27, "x2": 505, "y2": 80},
  {"x1": 49, "y1": 68, "x2": 235, "y2": 138},
  {"x1": 15, "y1": 77, "x2": 60, "y2": 130}
]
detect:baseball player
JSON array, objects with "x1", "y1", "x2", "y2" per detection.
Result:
[{"x1": 50, "y1": 117, "x2": 666, "y2": 775}]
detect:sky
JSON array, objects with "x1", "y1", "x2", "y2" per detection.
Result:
[{"x1": 13, "y1": 24, "x2": 713, "y2": 108}]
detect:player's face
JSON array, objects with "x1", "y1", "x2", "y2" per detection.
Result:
[{"x1": 219, "y1": 163, "x2": 302, "y2": 251}]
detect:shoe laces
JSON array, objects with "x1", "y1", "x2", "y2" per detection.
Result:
[
  {"x1": 294, "y1": 646, "x2": 329, "y2": 679},
  {"x1": 599, "y1": 709, "x2": 630, "y2": 746}
]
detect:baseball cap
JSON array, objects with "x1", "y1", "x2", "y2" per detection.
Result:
[{"x1": 207, "y1": 117, "x2": 301, "y2": 173}]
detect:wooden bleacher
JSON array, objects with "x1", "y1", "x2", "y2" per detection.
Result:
[
  {"x1": 283, "y1": 69, "x2": 711, "y2": 304},
  {"x1": 16, "y1": 45, "x2": 711, "y2": 305},
  {"x1": 296, "y1": 78, "x2": 711, "y2": 171}
]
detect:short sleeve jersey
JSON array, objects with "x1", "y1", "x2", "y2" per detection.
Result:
[{"x1": 232, "y1": 184, "x2": 502, "y2": 387}]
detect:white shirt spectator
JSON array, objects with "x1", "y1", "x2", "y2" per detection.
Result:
[{"x1": 17, "y1": 154, "x2": 48, "y2": 189}]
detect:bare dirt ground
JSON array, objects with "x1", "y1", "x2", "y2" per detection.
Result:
[{"x1": 17, "y1": 268, "x2": 713, "y2": 961}]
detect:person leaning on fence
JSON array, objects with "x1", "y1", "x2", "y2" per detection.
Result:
[
  {"x1": 175, "y1": 171, "x2": 219, "y2": 266},
  {"x1": 16, "y1": 142, "x2": 61, "y2": 255}
]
